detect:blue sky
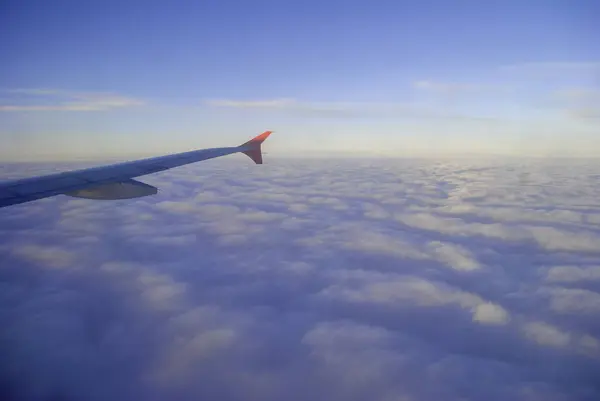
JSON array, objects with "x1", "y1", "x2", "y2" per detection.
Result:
[{"x1": 1, "y1": 0, "x2": 599, "y2": 160}]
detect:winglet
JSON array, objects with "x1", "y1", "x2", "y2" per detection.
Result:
[{"x1": 240, "y1": 131, "x2": 272, "y2": 164}]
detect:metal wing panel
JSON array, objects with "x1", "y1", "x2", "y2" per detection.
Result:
[
  {"x1": 0, "y1": 146, "x2": 241, "y2": 208},
  {"x1": 10, "y1": 175, "x2": 90, "y2": 196}
]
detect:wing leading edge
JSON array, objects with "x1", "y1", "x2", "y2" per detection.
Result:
[{"x1": 0, "y1": 131, "x2": 272, "y2": 208}]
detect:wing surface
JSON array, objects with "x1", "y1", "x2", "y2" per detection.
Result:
[{"x1": 0, "y1": 131, "x2": 272, "y2": 208}]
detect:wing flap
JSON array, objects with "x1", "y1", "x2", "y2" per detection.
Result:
[{"x1": 65, "y1": 179, "x2": 158, "y2": 200}]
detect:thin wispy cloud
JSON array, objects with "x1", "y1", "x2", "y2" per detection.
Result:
[
  {"x1": 205, "y1": 98, "x2": 370, "y2": 118},
  {"x1": 552, "y1": 89, "x2": 600, "y2": 119},
  {"x1": 206, "y1": 98, "x2": 297, "y2": 109},
  {"x1": 555, "y1": 88, "x2": 600, "y2": 100},
  {"x1": 547, "y1": 88, "x2": 600, "y2": 120},
  {"x1": 498, "y1": 61, "x2": 600, "y2": 77},
  {"x1": 569, "y1": 107, "x2": 600, "y2": 120},
  {"x1": 413, "y1": 80, "x2": 512, "y2": 94},
  {"x1": 205, "y1": 98, "x2": 500, "y2": 121},
  {"x1": 0, "y1": 89, "x2": 145, "y2": 112}
]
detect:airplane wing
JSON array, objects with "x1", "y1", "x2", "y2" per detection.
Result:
[{"x1": 0, "y1": 130, "x2": 272, "y2": 208}]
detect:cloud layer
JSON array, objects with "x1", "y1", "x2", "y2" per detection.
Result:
[
  {"x1": 0, "y1": 89, "x2": 144, "y2": 112},
  {"x1": 1, "y1": 157, "x2": 600, "y2": 400}
]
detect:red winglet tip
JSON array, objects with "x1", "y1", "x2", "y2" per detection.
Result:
[
  {"x1": 242, "y1": 130, "x2": 272, "y2": 146},
  {"x1": 240, "y1": 131, "x2": 272, "y2": 164}
]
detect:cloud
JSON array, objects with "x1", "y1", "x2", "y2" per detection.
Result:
[
  {"x1": 10, "y1": 244, "x2": 76, "y2": 268},
  {"x1": 205, "y1": 98, "x2": 365, "y2": 118},
  {"x1": 499, "y1": 61, "x2": 600, "y2": 76},
  {"x1": 204, "y1": 97, "x2": 499, "y2": 121},
  {"x1": 301, "y1": 320, "x2": 408, "y2": 400},
  {"x1": 0, "y1": 88, "x2": 145, "y2": 112},
  {"x1": 551, "y1": 88, "x2": 600, "y2": 121},
  {"x1": 427, "y1": 241, "x2": 481, "y2": 271},
  {"x1": 1, "y1": 158, "x2": 600, "y2": 401},
  {"x1": 413, "y1": 80, "x2": 510, "y2": 94},
  {"x1": 569, "y1": 107, "x2": 600, "y2": 120},
  {"x1": 206, "y1": 98, "x2": 296, "y2": 109},
  {"x1": 395, "y1": 211, "x2": 600, "y2": 253},
  {"x1": 522, "y1": 321, "x2": 571, "y2": 348},
  {"x1": 544, "y1": 265, "x2": 600, "y2": 283},
  {"x1": 472, "y1": 302, "x2": 510, "y2": 325},
  {"x1": 498, "y1": 63, "x2": 600, "y2": 122},
  {"x1": 319, "y1": 274, "x2": 485, "y2": 310},
  {"x1": 556, "y1": 89, "x2": 600, "y2": 101},
  {"x1": 541, "y1": 287, "x2": 600, "y2": 315}
]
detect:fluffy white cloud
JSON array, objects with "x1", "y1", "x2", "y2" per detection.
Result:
[
  {"x1": 1, "y1": 158, "x2": 600, "y2": 401},
  {"x1": 541, "y1": 287, "x2": 600, "y2": 315},
  {"x1": 523, "y1": 321, "x2": 571, "y2": 348},
  {"x1": 472, "y1": 302, "x2": 510, "y2": 325},
  {"x1": 427, "y1": 241, "x2": 481, "y2": 271},
  {"x1": 545, "y1": 265, "x2": 600, "y2": 283},
  {"x1": 10, "y1": 244, "x2": 76, "y2": 268}
]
